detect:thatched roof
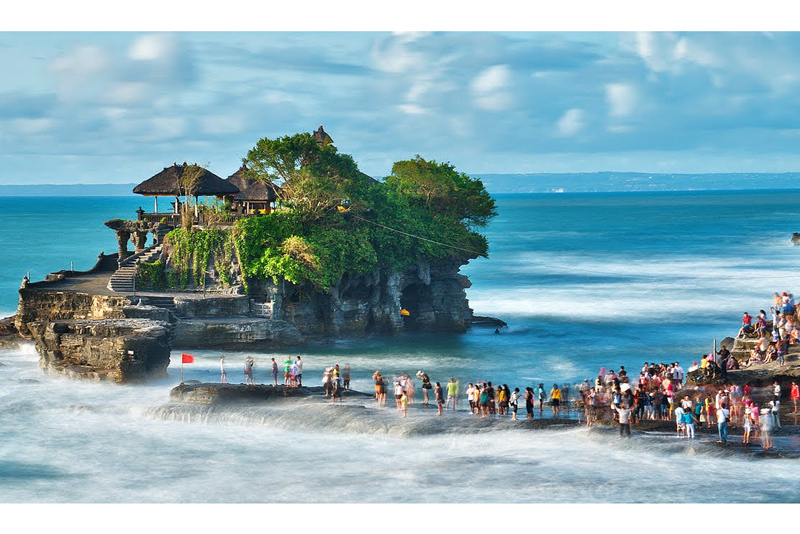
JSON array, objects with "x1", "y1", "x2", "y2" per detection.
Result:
[
  {"x1": 313, "y1": 125, "x2": 333, "y2": 147},
  {"x1": 226, "y1": 165, "x2": 281, "y2": 202},
  {"x1": 133, "y1": 163, "x2": 239, "y2": 197}
]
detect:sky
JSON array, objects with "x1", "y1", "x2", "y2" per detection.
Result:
[{"x1": 2, "y1": 3, "x2": 800, "y2": 184}]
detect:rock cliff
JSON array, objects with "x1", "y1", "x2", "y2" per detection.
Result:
[{"x1": 28, "y1": 318, "x2": 171, "y2": 382}]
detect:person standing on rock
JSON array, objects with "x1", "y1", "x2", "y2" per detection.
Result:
[
  {"x1": 537, "y1": 384, "x2": 546, "y2": 415},
  {"x1": 244, "y1": 357, "x2": 254, "y2": 385},
  {"x1": 790, "y1": 381, "x2": 799, "y2": 413},
  {"x1": 418, "y1": 372, "x2": 432, "y2": 404},
  {"x1": 296, "y1": 356, "x2": 303, "y2": 387},
  {"x1": 447, "y1": 378, "x2": 459, "y2": 411},
  {"x1": 716, "y1": 403, "x2": 730, "y2": 444},
  {"x1": 283, "y1": 356, "x2": 292, "y2": 386},
  {"x1": 435, "y1": 382, "x2": 445, "y2": 415},
  {"x1": 618, "y1": 403, "x2": 632, "y2": 438},
  {"x1": 220, "y1": 356, "x2": 227, "y2": 384},
  {"x1": 271, "y1": 358, "x2": 278, "y2": 386}
]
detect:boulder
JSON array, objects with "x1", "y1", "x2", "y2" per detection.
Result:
[{"x1": 28, "y1": 318, "x2": 171, "y2": 383}]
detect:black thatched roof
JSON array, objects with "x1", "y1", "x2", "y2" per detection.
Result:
[
  {"x1": 133, "y1": 163, "x2": 239, "y2": 196},
  {"x1": 226, "y1": 165, "x2": 281, "y2": 202}
]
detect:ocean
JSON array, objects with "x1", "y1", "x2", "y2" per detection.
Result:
[{"x1": 2, "y1": 190, "x2": 800, "y2": 504}]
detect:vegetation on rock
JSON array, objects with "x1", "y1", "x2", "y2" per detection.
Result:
[{"x1": 157, "y1": 131, "x2": 496, "y2": 293}]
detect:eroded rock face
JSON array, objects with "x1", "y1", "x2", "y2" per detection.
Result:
[
  {"x1": 265, "y1": 260, "x2": 474, "y2": 337},
  {"x1": 173, "y1": 318, "x2": 303, "y2": 349},
  {"x1": 28, "y1": 318, "x2": 171, "y2": 383}
]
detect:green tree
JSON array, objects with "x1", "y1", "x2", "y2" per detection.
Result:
[{"x1": 386, "y1": 155, "x2": 497, "y2": 227}]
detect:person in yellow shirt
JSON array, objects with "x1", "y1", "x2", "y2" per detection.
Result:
[{"x1": 550, "y1": 384, "x2": 562, "y2": 417}]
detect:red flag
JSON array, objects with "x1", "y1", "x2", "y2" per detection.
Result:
[{"x1": 181, "y1": 353, "x2": 194, "y2": 364}]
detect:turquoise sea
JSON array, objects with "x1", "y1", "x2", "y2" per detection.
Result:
[{"x1": 2, "y1": 190, "x2": 800, "y2": 503}]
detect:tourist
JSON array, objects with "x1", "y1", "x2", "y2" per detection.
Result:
[
  {"x1": 790, "y1": 381, "x2": 799, "y2": 414},
  {"x1": 674, "y1": 403, "x2": 685, "y2": 438},
  {"x1": 220, "y1": 355, "x2": 227, "y2": 384},
  {"x1": 497, "y1": 384, "x2": 508, "y2": 416},
  {"x1": 418, "y1": 371, "x2": 432, "y2": 404},
  {"x1": 296, "y1": 356, "x2": 304, "y2": 387},
  {"x1": 283, "y1": 356, "x2": 292, "y2": 386},
  {"x1": 446, "y1": 378, "x2": 459, "y2": 411},
  {"x1": 760, "y1": 407, "x2": 774, "y2": 450},
  {"x1": 405, "y1": 373, "x2": 415, "y2": 404},
  {"x1": 434, "y1": 381, "x2": 445, "y2": 416},
  {"x1": 289, "y1": 359, "x2": 299, "y2": 387},
  {"x1": 524, "y1": 387, "x2": 534, "y2": 419},
  {"x1": 373, "y1": 371, "x2": 383, "y2": 402},
  {"x1": 400, "y1": 390, "x2": 408, "y2": 418},
  {"x1": 332, "y1": 364, "x2": 341, "y2": 390},
  {"x1": 486, "y1": 382, "x2": 496, "y2": 415},
  {"x1": 244, "y1": 357, "x2": 255, "y2": 385},
  {"x1": 743, "y1": 403, "x2": 753, "y2": 444},
  {"x1": 618, "y1": 403, "x2": 632, "y2": 438},
  {"x1": 394, "y1": 381, "x2": 404, "y2": 410},
  {"x1": 322, "y1": 367, "x2": 333, "y2": 396},
  {"x1": 331, "y1": 377, "x2": 343, "y2": 404},
  {"x1": 751, "y1": 403, "x2": 761, "y2": 443},
  {"x1": 510, "y1": 388, "x2": 520, "y2": 420},
  {"x1": 772, "y1": 399, "x2": 781, "y2": 429},
  {"x1": 550, "y1": 384, "x2": 561, "y2": 417},
  {"x1": 465, "y1": 383, "x2": 476, "y2": 414},
  {"x1": 271, "y1": 357, "x2": 278, "y2": 386},
  {"x1": 684, "y1": 405, "x2": 696, "y2": 439},
  {"x1": 737, "y1": 312, "x2": 753, "y2": 338},
  {"x1": 537, "y1": 383, "x2": 546, "y2": 415},
  {"x1": 479, "y1": 384, "x2": 490, "y2": 417},
  {"x1": 717, "y1": 403, "x2": 730, "y2": 444}
]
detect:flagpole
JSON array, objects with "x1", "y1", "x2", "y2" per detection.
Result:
[{"x1": 181, "y1": 360, "x2": 184, "y2": 384}]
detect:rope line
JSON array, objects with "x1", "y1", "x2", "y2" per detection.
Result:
[{"x1": 348, "y1": 213, "x2": 488, "y2": 258}]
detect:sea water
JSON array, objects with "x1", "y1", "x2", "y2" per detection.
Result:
[{"x1": 2, "y1": 191, "x2": 800, "y2": 503}]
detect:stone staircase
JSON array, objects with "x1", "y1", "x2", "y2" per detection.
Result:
[
  {"x1": 108, "y1": 244, "x2": 163, "y2": 293},
  {"x1": 143, "y1": 295, "x2": 177, "y2": 314}
]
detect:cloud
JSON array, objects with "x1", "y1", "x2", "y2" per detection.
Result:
[
  {"x1": 471, "y1": 64, "x2": 512, "y2": 111},
  {"x1": 370, "y1": 32, "x2": 430, "y2": 74},
  {"x1": 556, "y1": 108, "x2": 585, "y2": 137},
  {"x1": 605, "y1": 83, "x2": 637, "y2": 118}
]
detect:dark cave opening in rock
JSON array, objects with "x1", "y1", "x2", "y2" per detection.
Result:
[{"x1": 400, "y1": 282, "x2": 427, "y2": 331}]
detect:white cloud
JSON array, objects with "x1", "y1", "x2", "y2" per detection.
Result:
[
  {"x1": 50, "y1": 45, "x2": 109, "y2": 77},
  {"x1": 471, "y1": 64, "x2": 512, "y2": 112},
  {"x1": 104, "y1": 82, "x2": 150, "y2": 106},
  {"x1": 370, "y1": 32, "x2": 429, "y2": 74},
  {"x1": 397, "y1": 103, "x2": 425, "y2": 115},
  {"x1": 556, "y1": 108, "x2": 584, "y2": 137},
  {"x1": 130, "y1": 33, "x2": 176, "y2": 62},
  {"x1": 606, "y1": 83, "x2": 637, "y2": 118}
]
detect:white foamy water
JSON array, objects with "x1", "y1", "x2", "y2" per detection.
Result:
[{"x1": 2, "y1": 343, "x2": 800, "y2": 504}]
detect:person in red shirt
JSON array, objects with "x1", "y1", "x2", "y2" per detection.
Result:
[
  {"x1": 791, "y1": 381, "x2": 800, "y2": 414},
  {"x1": 737, "y1": 312, "x2": 753, "y2": 338}
]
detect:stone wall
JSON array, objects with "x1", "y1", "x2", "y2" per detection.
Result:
[
  {"x1": 174, "y1": 295, "x2": 251, "y2": 318},
  {"x1": 172, "y1": 318, "x2": 303, "y2": 349},
  {"x1": 15, "y1": 289, "x2": 132, "y2": 339}
]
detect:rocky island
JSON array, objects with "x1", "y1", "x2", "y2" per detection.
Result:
[{"x1": 7, "y1": 127, "x2": 502, "y2": 382}]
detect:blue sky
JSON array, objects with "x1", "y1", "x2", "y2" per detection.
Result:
[{"x1": 2, "y1": 14, "x2": 800, "y2": 184}]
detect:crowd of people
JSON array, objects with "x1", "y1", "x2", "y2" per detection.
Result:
[
  {"x1": 737, "y1": 291, "x2": 799, "y2": 368},
  {"x1": 208, "y1": 291, "x2": 796, "y2": 450}
]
